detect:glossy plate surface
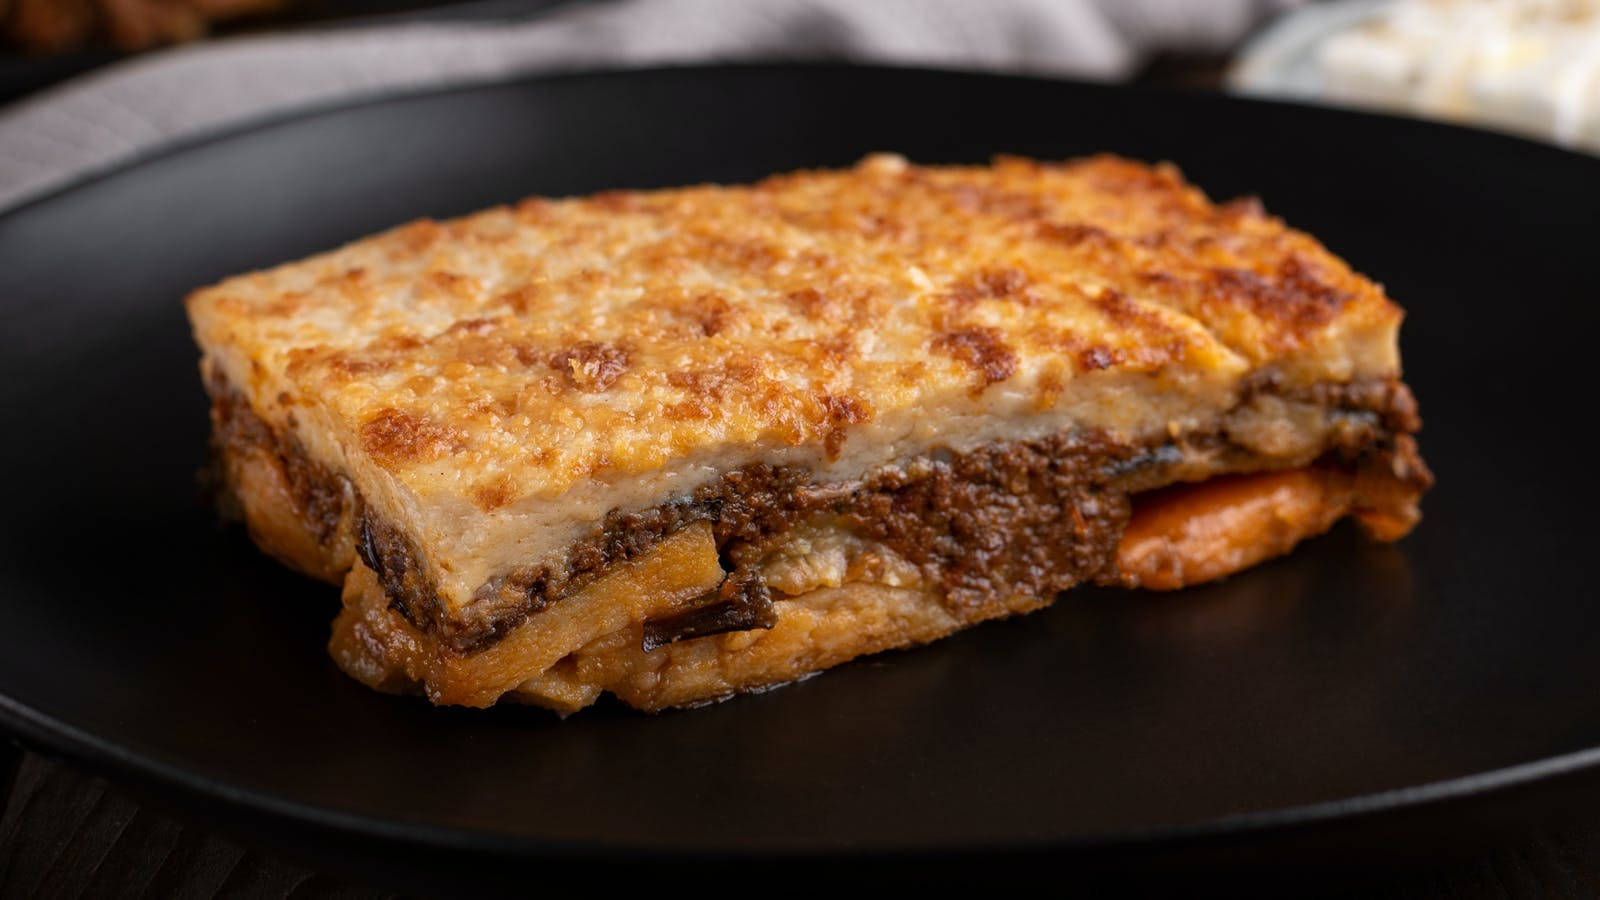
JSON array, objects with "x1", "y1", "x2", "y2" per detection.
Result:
[{"x1": 2, "y1": 65, "x2": 1597, "y2": 860}]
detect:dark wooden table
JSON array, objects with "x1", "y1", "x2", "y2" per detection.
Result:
[{"x1": 0, "y1": 742, "x2": 386, "y2": 898}]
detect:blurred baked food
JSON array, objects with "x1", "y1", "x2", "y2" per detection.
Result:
[
  {"x1": 1318, "y1": 0, "x2": 1600, "y2": 151},
  {"x1": 3, "y1": 0, "x2": 283, "y2": 52}
]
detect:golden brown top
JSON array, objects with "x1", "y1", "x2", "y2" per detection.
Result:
[{"x1": 187, "y1": 154, "x2": 1403, "y2": 512}]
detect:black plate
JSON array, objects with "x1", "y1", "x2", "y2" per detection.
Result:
[{"x1": 3, "y1": 65, "x2": 1599, "y2": 874}]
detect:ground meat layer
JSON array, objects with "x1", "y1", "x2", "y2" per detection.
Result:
[{"x1": 205, "y1": 369, "x2": 1430, "y2": 658}]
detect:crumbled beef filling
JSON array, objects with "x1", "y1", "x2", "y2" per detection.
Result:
[
  {"x1": 207, "y1": 367, "x2": 349, "y2": 544},
  {"x1": 205, "y1": 370, "x2": 1424, "y2": 654}
]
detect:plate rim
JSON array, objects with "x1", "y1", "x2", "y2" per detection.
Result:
[
  {"x1": 10, "y1": 680, "x2": 1600, "y2": 859},
  {"x1": 4, "y1": 58, "x2": 1594, "y2": 224},
  {"x1": 4, "y1": 61, "x2": 1600, "y2": 859}
]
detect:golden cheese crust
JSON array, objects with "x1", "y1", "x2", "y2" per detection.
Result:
[{"x1": 187, "y1": 154, "x2": 1401, "y2": 512}]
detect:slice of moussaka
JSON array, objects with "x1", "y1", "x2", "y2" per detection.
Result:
[{"x1": 186, "y1": 154, "x2": 1431, "y2": 713}]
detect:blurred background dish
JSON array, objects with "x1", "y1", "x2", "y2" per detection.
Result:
[
  {"x1": 0, "y1": 0, "x2": 500, "y2": 51},
  {"x1": 1233, "y1": 0, "x2": 1600, "y2": 154},
  {"x1": 3, "y1": 0, "x2": 287, "y2": 52},
  {"x1": 0, "y1": 0, "x2": 552, "y2": 104}
]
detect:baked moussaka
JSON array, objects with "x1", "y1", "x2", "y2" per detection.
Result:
[{"x1": 186, "y1": 154, "x2": 1431, "y2": 713}]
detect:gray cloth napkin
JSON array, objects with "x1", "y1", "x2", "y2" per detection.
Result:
[{"x1": 0, "y1": 0, "x2": 1297, "y2": 211}]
